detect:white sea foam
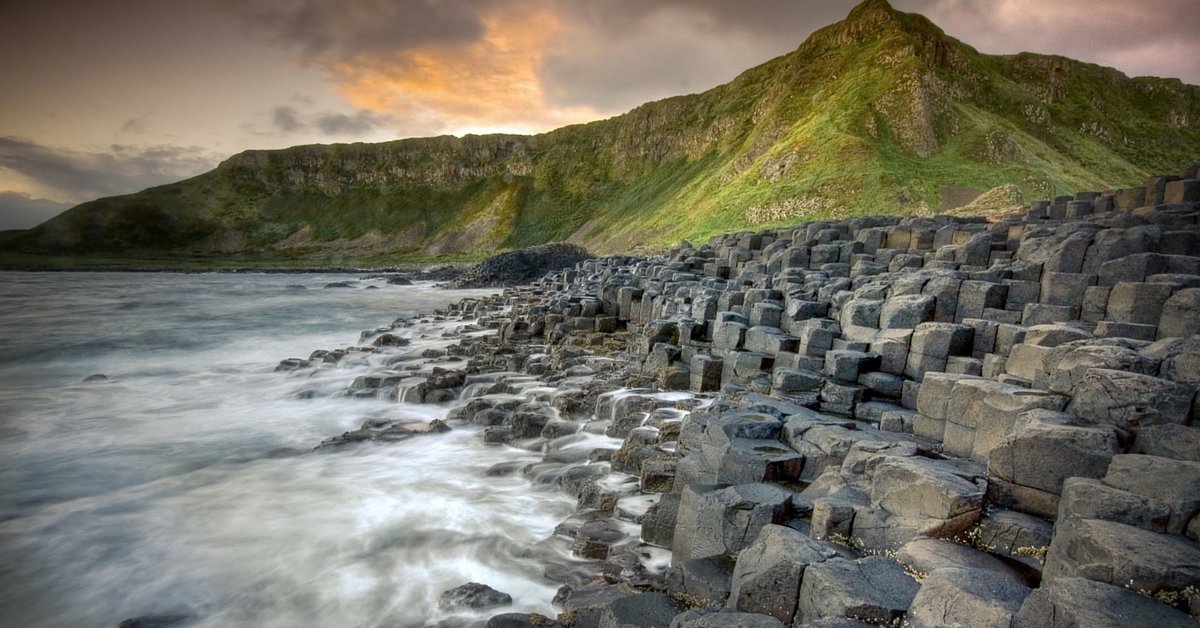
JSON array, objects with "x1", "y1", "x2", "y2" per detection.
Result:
[{"x1": 0, "y1": 271, "x2": 574, "y2": 627}]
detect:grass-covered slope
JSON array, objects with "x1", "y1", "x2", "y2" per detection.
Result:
[{"x1": 7, "y1": 0, "x2": 1200, "y2": 264}]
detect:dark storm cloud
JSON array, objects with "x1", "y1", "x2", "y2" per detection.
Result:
[
  {"x1": 0, "y1": 190, "x2": 71, "y2": 231},
  {"x1": 314, "y1": 110, "x2": 391, "y2": 135},
  {"x1": 272, "y1": 106, "x2": 306, "y2": 132},
  {"x1": 0, "y1": 137, "x2": 218, "y2": 203},
  {"x1": 266, "y1": 106, "x2": 392, "y2": 136},
  {"x1": 218, "y1": 0, "x2": 495, "y2": 60}
]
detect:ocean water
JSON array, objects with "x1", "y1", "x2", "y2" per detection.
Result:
[{"x1": 0, "y1": 272, "x2": 579, "y2": 627}]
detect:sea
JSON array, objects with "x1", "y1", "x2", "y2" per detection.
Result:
[{"x1": 0, "y1": 271, "x2": 581, "y2": 627}]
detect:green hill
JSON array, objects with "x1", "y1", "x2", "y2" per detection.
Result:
[{"x1": 7, "y1": 0, "x2": 1200, "y2": 265}]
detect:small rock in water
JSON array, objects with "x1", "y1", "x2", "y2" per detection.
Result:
[
  {"x1": 365, "y1": 285, "x2": 379, "y2": 290},
  {"x1": 116, "y1": 614, "x2": 193, "y2": 628},
  {"x1": 372, "y1": 334, "x2": 411, "y2": 347},
  {"x1": 324, "y1": 282, "x2": 354, "y2": 289},
  {"x1": 284, "y1": 284, "x2": 306, "y2": 290},
  {"x1": 83, "y1": 374, "x2": 108, "y2": 382},
  {"x1": 484, "y1": 612, "x2": 560, "y2": 628},
  {"x1": 438, "y1": 582, "x2": 513, "y2": 611}
]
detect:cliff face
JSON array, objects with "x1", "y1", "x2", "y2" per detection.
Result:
[{"x1": 9, "y1": 0, "x2": 1200, "y2": 259}]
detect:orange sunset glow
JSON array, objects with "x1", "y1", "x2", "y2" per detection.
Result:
[{"x1": 330, "y1": 8, "x2": 603, "y2": 135}]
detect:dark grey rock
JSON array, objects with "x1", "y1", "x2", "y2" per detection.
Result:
[
  {"x1": 599, "y1": 592, "x2": 685, "y2": 628},
  {"x1": 1043, "y1": 517, "x2": 1200, "y2": 592},
  {"x1": 728, "y1": 524, "x2": 843, "y2": 623},
  {"x1": 796, "y1": 556, "x2": 919, "y2": 625},
  {"x1": 906, "y1": 567, "x2": 1030, "y2": 628},
  {"x1": 1015, "y1": 577, "x2": 1196, "y2": 628},
  {"x1": 438, "y1": 582, "x2": 513, "y2": 611},
  {"x1": 672, "y1": 483, "x2": 792, "y2": 563}
]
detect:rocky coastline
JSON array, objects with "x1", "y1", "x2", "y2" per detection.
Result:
[{"x1": 277, "y1": 165, "x2": 1200, "y2": 627}]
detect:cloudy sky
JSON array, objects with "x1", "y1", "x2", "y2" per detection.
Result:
[{"x1": 1, "y1": 0, "x2": 1197, "y2": 230}]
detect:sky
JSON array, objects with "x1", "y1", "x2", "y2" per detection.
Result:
[{"x1": 1, "y1": 0, "x2": 1198, "y2": 230}]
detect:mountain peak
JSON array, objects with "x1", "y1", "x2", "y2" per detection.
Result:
[
  {"x1": 844, "y1": 0, "x2": 903, "y2": 26},
  {"x1": 803, "y1": 0, "x2": 948, "y2": 55}
]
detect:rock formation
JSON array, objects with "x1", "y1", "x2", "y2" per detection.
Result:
[{"x1": 283, "y1": 163, "x2": 1200, "y2": 626}]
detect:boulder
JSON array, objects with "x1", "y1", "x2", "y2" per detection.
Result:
[
  {"x1": 642, "y1": 493, "x2": 681, "y2": 548},
  {"x1": 668, "y1": 610, "x2": 786, "y2": 628},
  {"x1": 485, "y1": 613, "x2": 561, "y2": 628},
  {"x1": 1159, "y1": 288, "x2": 1200, "y2": 339},
  {"x1": 879, "y1": 295, "x2": 936, "y2": 330},
  {"x1": 599, "y1": 592, "x2": 685, "y2": 628},
  {"x1": 728, "y1": 524, "x2": 844, "y2": 622},
  {"x1": 672, "y1": 483, "x2": 792, "y2": 563},
  {"x1": 987, "y1": 410, "x2": 1121, "y2": 498},
  {"x1": 1047, "y1": 343, "x2": 1159, "y2": 394},
  {"x1": 1133, "y1": 424, "x2": 1200, "y2": 461},
  {"x1": 1043, "y1": 517, "x2": 1200, "y2": 593},
  {"x1": 896, "y1": 538, "x2": 1025, "y2": 581},
  {"x1": 1057, "y1": 477, "x2": 1171, "y2": 533},
  {"x1": 1015, "y1": 577, "x2": 1197, "y2": 628},
  {"x1": 667, "y1": 555, "x2": 733, "y2": 607},
  {"x1": 906, "y1": 567, "x2": 1030, "y2": 628},
  {"x1": 438, "y1": 582, "x2": 513, "y2": 611},
  {"x1": 1067, "y1": 369, "x2": 1194, "y2": 430},
  {"x1": 975, "y1": 508, "x2": 1055, "y2": 568},
  {"x1": 870, "y1": 458, "x2": 983, "y2": 522},
  {"x1": 796, "y1": 556, "x2": 919, "y2": 625},
  {"x1": 716, "y1": 439, "x2": 804, "y2": 485},
  {"x1": 1102, "y1": 454, "x2": 1200, "y2": 534}
]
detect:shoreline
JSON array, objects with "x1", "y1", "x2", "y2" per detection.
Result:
[{"x1": 128, "y1": 168, "x2": 1200, "y2": 626}]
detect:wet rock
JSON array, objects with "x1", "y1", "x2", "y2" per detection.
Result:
[
  {"x1": 666, "y1": 555, "x2": 733, "y2": 607},
  {"x1": 438, "y1": 582, "x2": 513, "y2": 611},
  {"x1": 371, "y1": 333, "x2": 411, "y2": 347},
  {"x1": 324, "y1": 281, "x2": 354, "y2": 288},
  {"x1": 117, "y1": 615, "x2": 193, "y2": 628},
  {"x1": 84, "y1": 373, "x2": 109, "y2": 381},
  {"x1": 601, "y1": 544, "x2": 669, "y2": 590},
  {"x1": 641, "y1": 493, "x2": 680, "y2": 548},
  {"x1": 573, "y1": 519, "x2": 630, "y2": 559}
]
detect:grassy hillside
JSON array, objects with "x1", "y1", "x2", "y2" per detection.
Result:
[{"x1": 6, "y1": 0, "x2": 1199, "y2": 264}]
